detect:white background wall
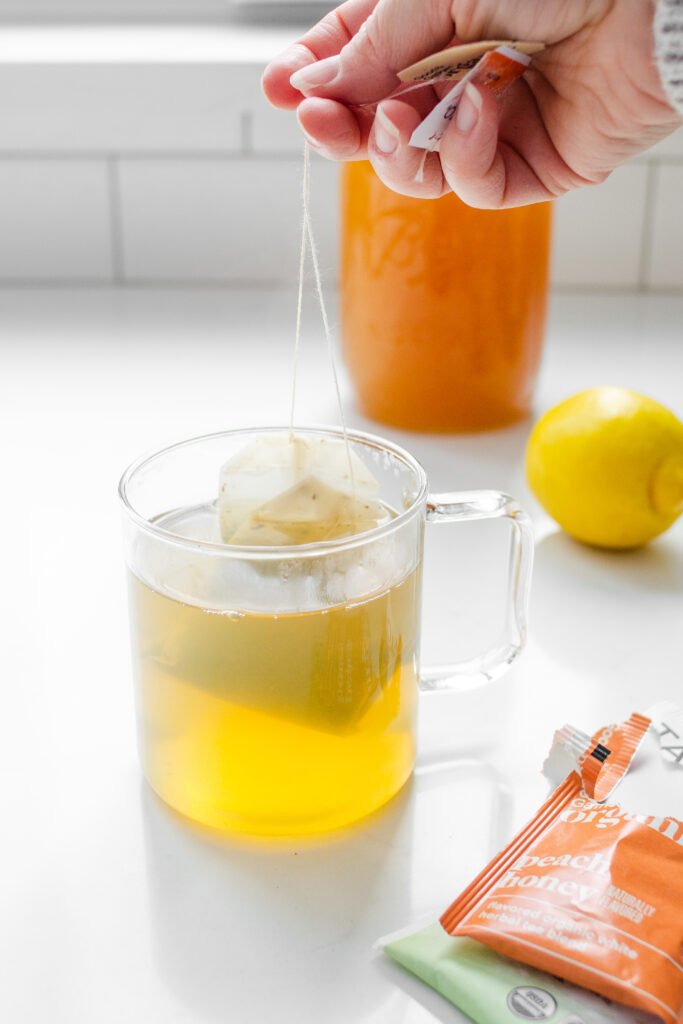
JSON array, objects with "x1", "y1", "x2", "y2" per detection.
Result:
[{"x1": 0, "y1": 23, "x2": 681, "y2": 290}]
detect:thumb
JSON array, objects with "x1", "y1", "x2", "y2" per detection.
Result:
[{"x1": 289, "y1": 0, "x2": 455, "y2": 105}]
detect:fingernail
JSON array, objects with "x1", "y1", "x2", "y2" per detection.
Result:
[
  {"x1": 290, "y1": 55, "x2": 340, "y2": 91},
  {"x1": 374, "y1": 106, "x2": 400, "y2": 155},
  {"x1": 296, "y1": 108, "x2": 322, "y2": 148},
  {"x1": 455, "y1": 83, "x2": 482, "y2": 133}
]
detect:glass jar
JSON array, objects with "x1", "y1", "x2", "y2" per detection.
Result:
[{"x1": 340, "y1": 161, "x2": 553, "y2": 432}]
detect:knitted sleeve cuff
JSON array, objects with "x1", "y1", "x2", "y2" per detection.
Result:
[{"x1": 655, "y1": 0, "x2": 683, "y2": 115}]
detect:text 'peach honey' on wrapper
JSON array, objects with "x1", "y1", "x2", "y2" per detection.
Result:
[
  {"x1": 441, "y1": 710, "x2": 683, "y2": 1022},
  {"x1": 384, "y1": 706, "x2": 683, "y2": 1024}
]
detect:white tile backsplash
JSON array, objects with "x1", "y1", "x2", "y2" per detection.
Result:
[
  {"x1": 645, "y1": 163, "x2": 683, "y2": 290},
  {"x1": 0, "y1": 65, "x2": 254, "y2": 153},
  {"x1": 0, "y1": 31, "x2": 680, "y2": 290},
  {"x1": 0, "y1": 159, "x2": 111, "y2": 280},
  {"x1": 550, "y1": 164, "x2": 650, "y2": 289},
  {"x1": 118, "y1": 157, "x2": 339, "y2": 283},
  {"x1": 251, "y1": 102, "x2": 306, "y2": 155},
  {"x1": 642, "y1": 125, "x2": 683, "y2": 160}
]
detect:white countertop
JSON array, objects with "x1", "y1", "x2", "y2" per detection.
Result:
[{"x1": 2, "y1": 287, "x2": 682, "y2": 1024}]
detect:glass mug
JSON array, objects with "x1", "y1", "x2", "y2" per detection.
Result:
[{"x1": 119, "y1": 426, "x2": 533, "y2": 836}]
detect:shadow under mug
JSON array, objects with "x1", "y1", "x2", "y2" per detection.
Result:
[{"x1": 119, "y1": 426, "x2": 533, "y2": 836}]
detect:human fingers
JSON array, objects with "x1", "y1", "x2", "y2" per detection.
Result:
[
  {"x1": 296, "y1": 82, "x2": 446, "y2": 181},
  {"x1": 438, "y1": 81, "x2": 580, "y2": 208},
  {"x1": 449, "y1": 0, "x2": 600, "y2": 48},
  {"x1": 297, "y1": 97, "x2": 374, "y2": 160},
  {"x1": 367, "y1": 99, "x2": 447, "y2": 198},
  {"x1": 262, "y1": 0, "x2": 378, "y2": 110},
  {"x1": 288, "y1": 0, "x2": 455, "y2": 106}
]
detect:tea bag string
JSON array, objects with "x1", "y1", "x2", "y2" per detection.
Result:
[
  {"x1": 290, "y1": 142, "x2": 355, "y2": 493},
  {"x1": 288, "y1": 76, "x2": 465, "y2": 431},
  {"x1": 288, "y1": 143, "x2": 308, "y2": 436}
]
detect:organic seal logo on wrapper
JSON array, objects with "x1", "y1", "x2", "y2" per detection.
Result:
[
  {"x1": 506, "y1": 985, "x2": 557, "y2": 1019},
  {"x1": 383, "y1": 708, "x2": 683, "y2": 1024},
  {"x1": 440, "y1": 712, "x2": 683, "y2": 1023}
]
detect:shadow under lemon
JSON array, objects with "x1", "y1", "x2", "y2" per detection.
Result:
[
  {"x1": 340, "y1": 162, "x2": 553, "y2": 434},
  {"x1": 530, "y1": 527, "x2": 683, "y2": 686}
]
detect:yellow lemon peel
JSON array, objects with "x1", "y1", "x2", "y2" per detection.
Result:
[{"x1": 526, "y1": 387, "x2": 683, "y2": 549}]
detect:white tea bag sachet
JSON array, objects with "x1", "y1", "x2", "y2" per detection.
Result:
[{"x1": 217, "y1": 434, "x2": 389, "y2": 545}]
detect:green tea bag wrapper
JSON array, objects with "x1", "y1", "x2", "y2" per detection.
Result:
[{"x1": 384, "y1": 923, "x2": 660, "y2": 1024}]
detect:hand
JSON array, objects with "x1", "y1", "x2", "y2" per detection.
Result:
[{"x1": 262, "y1": 0, "x2": 682, "y2": 207}]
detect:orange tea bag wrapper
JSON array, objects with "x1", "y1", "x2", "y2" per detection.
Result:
[{"x1": 440, "y1": 749, "x2": 683, "y2": 1023}]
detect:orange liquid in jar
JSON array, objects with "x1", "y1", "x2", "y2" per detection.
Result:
[{"x1": 340, "y1": 161, "x2": 553, "y2": 432}]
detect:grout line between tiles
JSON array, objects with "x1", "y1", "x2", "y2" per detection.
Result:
[
  {"x1": 0, "y1": 149, "x2": 332, "y2": 161},
  {"x1": 2, "y1": 280, "x2": 682, "y2": 294},
  {"x1": 106, "y1": 156, "x2": 125, "y2": 285},
  {"x1": 240, "y1": 111, "x2": 253, "y2": 156},
  {"x1": 638, "y1": 161, "x2": 659, "y2": 292},
  {"x1": 627, "y1": 153, "x2": 683, "y2": 165},
  {"x1": 0, "y1": 278, "x2": 327, "y2": 289}
]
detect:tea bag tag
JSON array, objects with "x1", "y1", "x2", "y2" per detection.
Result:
[
  {"x1": 647, "y1": 699, "x2": 683, "y2": 765},
  {"x1": 398, "y1": 39, "x2": 545, "y2": 84},
  {"x1": 403, "y1": 42, "x2": 543, "y2": 152}
]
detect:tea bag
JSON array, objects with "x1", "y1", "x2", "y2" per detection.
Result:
[{"x1": 217, "y1": 434, "x2": 388, "y2": 546}]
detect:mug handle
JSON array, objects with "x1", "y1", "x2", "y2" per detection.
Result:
[{"x1": 419, "y1": 490, "x2": 534, "y2": 693}]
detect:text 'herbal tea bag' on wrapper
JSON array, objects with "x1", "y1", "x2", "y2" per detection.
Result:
[{"x1": 217, "y1": 434, "x2": 388, "y2": 546}]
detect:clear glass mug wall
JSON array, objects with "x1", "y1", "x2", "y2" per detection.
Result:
[{"x1": 120, "y1": 427, "x2": 533, "y2": 836}]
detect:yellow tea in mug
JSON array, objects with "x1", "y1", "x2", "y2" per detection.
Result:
[
  {"x1": 121, "y1": 427, "x2": 533, "y2": 837},
  {"x1": 128, "y1": 560, "x2": 421, "y2": 835}
]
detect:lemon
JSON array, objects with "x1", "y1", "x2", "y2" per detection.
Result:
[{"x1": 526, "y1": 387, "x2": 683, "y2": 548}]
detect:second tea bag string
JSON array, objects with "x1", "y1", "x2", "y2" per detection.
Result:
[
  {"x1": 289, "y1": 42, "x2": 539, "y2": 437},
  {"x1": 290, "y1": 142, "x2": 355, "y2": 493}
]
